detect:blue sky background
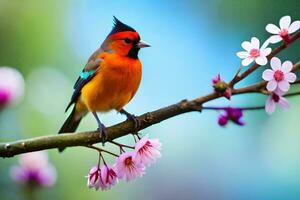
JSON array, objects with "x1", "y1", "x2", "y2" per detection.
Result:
[{"x1": 0, "y1": 0, "x2": 300, "y2": 199}]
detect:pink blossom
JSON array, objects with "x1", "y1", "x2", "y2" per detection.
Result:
[
  {"x1": 10, "y1": 151, "x2": 56, "y2": 187},
  {"x1": 237, "y1": 37, "x2": 271, "y2": 66},
  {"x1": 265, "y1": 90, "x2": 289, "y2": 115},
  {"x1": 0, "y1": 90, "x2": 11, "y2": 106},
  {"x1": 87, "y1": 166, "x2": 101, "y2": 190},
  {"x1": 115, "y1": 152, "x2": 145, "y2": 181},
  {"x1": 218, "y1": 115, "x2": 228, "y2": 126},
  {"x1": 134, "y1": 134, "x2": 161, "y2": 166},
  {"x1": 99, "y1": 165, "x2": 118, "y2": 190},
  {"x1": 262, "y1": 57, "x2": 296, "y2": 92},
  {"x1": 218, "y1": 107, "x2": 245, "y2": 127},
  {"x1": 0, "y1": 67, "x2": 25, "y2": 108},
  {"x1": 266, "y1": 15, "x2": 300, "y2": 44}
]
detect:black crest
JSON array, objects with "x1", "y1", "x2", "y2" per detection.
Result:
[{"x1": 108, "y1": 16, "x2": 136, "y2": 37}]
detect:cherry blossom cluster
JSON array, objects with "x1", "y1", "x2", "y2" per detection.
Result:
[
  {"x1": 237, "y1": 15, "x2": 299, "y2": 67},
  {"x1": 211, "y1": 15, "x2": 299, "y2": 126},
  {"x1": 0, "y1": 67, "x2": 25, "y2": 109},
  {"x1": 262, "y1": 57, "x2": 295, "y2": 114},
  {"x1": 259, "y1": 16, "x2": 299, "y2": 114},
  {"x1": 87, "y1": 134, "x2": 161, "y2": 191},
  {"x1": 10, "y1": 151, "x2": 57, "y2": 188}
]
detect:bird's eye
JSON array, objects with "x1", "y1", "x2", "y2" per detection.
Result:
[{"x1": 124, "y1": 38, "x2": 132, "y2": 44}]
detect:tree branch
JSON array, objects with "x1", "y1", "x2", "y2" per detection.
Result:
[
  {"x1": 1, "y1": 32, "x2": 299, "y2": 158},
  {"x1": 1, "y1": 78, "x2": 300, "y2": 158}
]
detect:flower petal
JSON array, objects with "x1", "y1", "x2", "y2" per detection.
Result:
[
  {"x1": 270, "y1": 57, "x2": 281, "y2": 71},
  {"x1": 278, "y1": 97, "x2": 290, "y2": 109},
  {"x1": 236, "y1": 51, "x2": 248, "y2": 59},
  {"x1": 115, "y1": 152, "x2": 145, "y2": 181},
  {"x1": 278, "y1": 80, "x2": 290, "y2": 92},
  {"x1": 285, "y1": 72, "x2": 297, "y2": 83},
  {"x1": 266, "y1": 24, "x2": 280, "y2": 34},
  {"x1": 251, "y1": 37, "x2": 260, "y2": 49},
  {"x1": 255, "y1": 56, "x2": 268, "y2": 66},
  {"x1": 241, "y1": 41, "x2": 252, "y2": 51},
  {"x1": 266, "y1": 80, "x2": 278, "y2": 91},
  {"x1": 242, "y1": 57, "x2": 254, "y2": 66},
  {"x1": 265, "y1": 97, "x2": 276, "y2": 115},
  {"x1": 268, "y1": 35, "x2": 282, "y2": 44},
  {"x1": 288, "y1": 21, "x2": 300, "y2": 34},
  {"x1": 261, "y1": 48, "x2": 272, "y2": 56},
  {"x1": 261, "y1": 39, "x2": 271, "y2": 50},
  {"x1": 262, "y1": 69, "x2": 274, "y2": 81},
  {"x1": 274, "y1": 88, "x2": 286, "y2": 96},
  {"x1": 281, "y1": 60, "x2": 293, "y2": 73},
  {"x1": 40, "y1": 165, "x2": 57, "y2": 187},
  {"x1": 279, "y1": 15, "x2": 291, "y2": 29}
]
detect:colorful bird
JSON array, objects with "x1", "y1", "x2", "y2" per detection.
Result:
[{"x1": 58, "y1": 17, "x2": 150, "y2": 150}]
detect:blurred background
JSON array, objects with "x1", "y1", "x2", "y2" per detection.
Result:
[{"x1": 0, "y1": 0, "x2": 300, "y2": 199}]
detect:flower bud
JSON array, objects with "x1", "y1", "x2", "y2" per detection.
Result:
[
  {"x1": 87, "y1": 166, "x2": 101, "y2": 190},
  {"x1": 212, "y1": 74, "x2": 232, "y2": 100},
  {"x1": 218, "y1": 115, "x2": 228, "y2": 126},
  {"x1": 99, "y1": 165, "x2": 118, "y2": 190}
]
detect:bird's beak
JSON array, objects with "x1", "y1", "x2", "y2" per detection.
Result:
[{"x1": 137, "y1": 40, "x2": 151, "y2": 48}]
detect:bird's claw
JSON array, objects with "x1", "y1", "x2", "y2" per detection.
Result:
[
  {"x1": 120, "y1": 109, "x2": 141, "y2": 133},
  {"x1": 126, "y1": 114, "x2": 141, "y2": 132},
  {"x1": 97, "y1": 124, "x2": 107, "y2": 146}
]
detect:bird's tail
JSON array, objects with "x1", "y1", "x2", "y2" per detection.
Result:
[{"x1": 58, "y1": 106, "x2": 83, "y2": 152}]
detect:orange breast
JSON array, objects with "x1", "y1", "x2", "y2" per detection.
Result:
[{"x1": 80, "y1": 53, "x2": 142, "y2": 112}]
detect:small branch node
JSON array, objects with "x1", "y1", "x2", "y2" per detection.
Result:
[
  {"x1": 21, "y1": 142, "x2": 26, "y2": 147},
  {"x1": 5, "y1": 143, "x2": 11, "y2": 149},
  {"x1": 144, "y1": 112, "x2": 154, "y2": 122},
  {"x1": 178, "y1": 99, "x2": 189, "y2": 109},
  {"x1": 190, "y1": 102, "x2": 202, "y2": 112}
]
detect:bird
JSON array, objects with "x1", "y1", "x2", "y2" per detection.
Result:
[{"x1": 58, "y1": 17, "x2": 150, "y2": 150}]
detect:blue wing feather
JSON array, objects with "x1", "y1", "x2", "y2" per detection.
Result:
[
  {"x1": 65, "y1": 69, "x2": 96, "y2": 112},
  {"x1": 65, "y1": 52, "x2": 103, "y2": 113}
]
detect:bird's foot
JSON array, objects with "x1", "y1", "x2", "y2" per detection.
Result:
[
  {"x1": 120, "y1": 110, "x2": 141, "y2": 132},
  {"x1": 127, "y1": 114, "x2": 141, "y2": 131},
  {"x1": 97, "y1": 123, "x2": 107, "y2": 146}
]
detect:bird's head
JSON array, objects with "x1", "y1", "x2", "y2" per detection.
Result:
[{"x1": 104, "y1": 17, "x2": 150, "y2": 59}]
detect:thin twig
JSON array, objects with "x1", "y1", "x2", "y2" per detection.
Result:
[
  {"x1": 203, "y1": 90, "x2": 300, "y2": 111},
  {"x1": 109, "y1": 141, "x2": 135, "y2": 149},
  {"x1": 202, "y1": 106, "x2": 264, "y2": 111},
  {"x1": 84, "y1": 145, "x2": 119, "y2": 157}
]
